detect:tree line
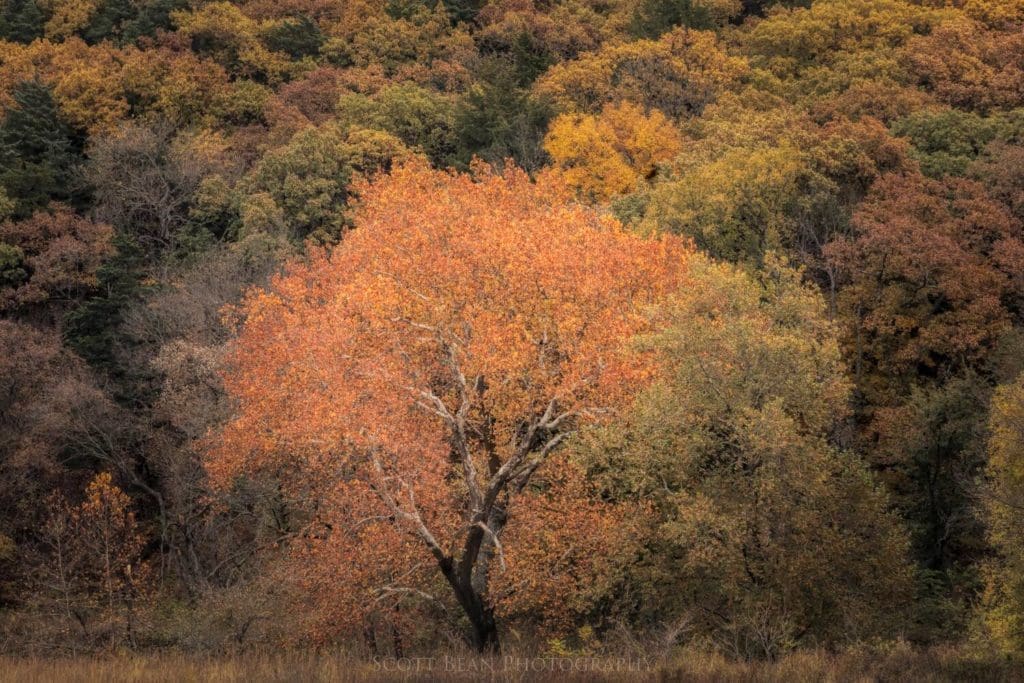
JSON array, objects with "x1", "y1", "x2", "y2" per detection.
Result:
[{"x1": 1, "y1": 0, "x2": 1024, "y2": 661}]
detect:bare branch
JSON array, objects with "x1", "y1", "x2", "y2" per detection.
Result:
[
  {"x1": 474, "y1": 522, "x2": 507, "y2": 572},
  {"x1": 369, "y1": 451, "x2": 448, "y2": 565}
]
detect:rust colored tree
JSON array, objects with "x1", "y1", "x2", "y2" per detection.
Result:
[{"x1": 206, "y1": 161, "x2": 691, "y2": 652}]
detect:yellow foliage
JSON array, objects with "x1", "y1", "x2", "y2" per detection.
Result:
[
  {"x1": 544, "y1": 101, "x2": 683, "y2": 201},
  {"x1": 983, "y1": 375, "x2": 1024, "y2": 655},
  {"x1": 964, "y1": 0, "x2": 1024, "y2": 28},
  {"x1": 171, "y1": 2, "x2": 299, "y2": 85},
  {"x1": 0, "y1": 39, "x2": 128, "y2": 135},
  {"x1": 43, "y1": 0, "x2": 101, "y2": 40},
  {"x1": 535, "y1": 27, "x2": 748, "y2": 117}
]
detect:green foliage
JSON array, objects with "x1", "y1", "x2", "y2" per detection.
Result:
[
  {"x1": 241, "y1": 123, "x2": 411, "y2": 243},
  {"x1": 385, "y1": 0, "x2": 433, "y2": 21},
  {"x1": 64, "y1": 234, "x2": 147, "y2": 374},
  {"x1": 631, "y1": 0, "x2": 716, "y2": 37},
  {"x1": 441, "y1": 0, "x2": 485, "y2": 25},
  {"x1": 336, "y1": 84, "x2": 458, "y2": 167},
  {"x1": 262, "y1": 15, "x2": 324, "y2": 60},
  {"x1": 477, "y1": 27, "x2": 554, "y2": 86},
  {"x1": 454, "y1": 58, "x2": 552, "y2": 170},
  {"x1": 982, "y1": 374, "x2": 1024, "y2": 655},
  {"x1": 891, "y1": 109, "x2": 1001, "y2": 178},
  {"x1": 894, "y1": 377, "x2": 990, "y2": 572},
  {"x1": 0, "y1": 242, "x2": 27, "y2": 289},
  {"x1": 0, "y1": 0, "x2": 43, "y2": 43},
  {"x1": 242, "y1": 128, "x2": 353, "y2": 242},
  {"x1": 641, "y1": 144, "x2": 835, "y2": 263},
  {"x1": 579, "y1": 256, "x2": 912, "y2": 656},
  {"x1": 0, "y1": 81, "x2": 83, "y2": 219},
  {"x1": 82, "y1": 0, "x2": 136, "y2": 44},
  {"x1": 122, "y1": 0, "x2": 188, "y2": 43}
]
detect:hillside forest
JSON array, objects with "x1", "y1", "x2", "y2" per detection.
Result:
[{"x1": 2, "y1": 0, "x2": 1024, "y2": 667}]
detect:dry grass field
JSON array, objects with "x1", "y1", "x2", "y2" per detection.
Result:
[{"x1": 0, "y1": 646, "x2": 1021, "y2": 683}]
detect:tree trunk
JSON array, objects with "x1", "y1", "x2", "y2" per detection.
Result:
[
  {"x1": 442, "y1": 560, "x2": 501, "y2": 653},
  {"x1": 467, "y1": 598, "x2": 499, "y2": 653}
]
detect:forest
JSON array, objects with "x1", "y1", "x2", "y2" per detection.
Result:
[{"x1": 1, "y1": 0, "x2": 1024, "y2": 679}]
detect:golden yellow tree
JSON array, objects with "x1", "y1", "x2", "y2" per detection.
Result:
[{"x1": 544, "y1": 101, "x2": 683, "y2": 201}]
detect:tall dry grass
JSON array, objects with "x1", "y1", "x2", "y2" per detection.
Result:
[{"x1": 0, "y1": 645, "x2": 1021, "y2": 683}]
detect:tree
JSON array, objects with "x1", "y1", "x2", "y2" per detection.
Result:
[
  {"x1": 0, "y1": 81, "x2": 82, "y2": 219},
  {"x1": 0, "y1": 0, "x2": 45, "y2": 43},
  {"x1": 119, "y1": 45, "x2": 232, "y2": 128},
  {"x1": 41, "y1": 472, "x2": 148, "y2": 645},
  {"x1": 577, "y1": 256, "x2": 912, "y2": 658},
  {"x1": 738, "y1": 0, "x2": 947, "y2": 102},
  {"x1": 206, "y1": 161, "x2": 691, "y2": 652},
  {"x1": 64, "y1": 233, "x2": 148, "y2": 372},
  {"x1": 441, "y1": 0, "x2": 485, "y2": 25},
  {"x1": 325, "y1": 2, "x2": 474, "y2": 88},
  {"x1": 629, "y1": 0, "x2": 741, "y2": 37},
  {"x1": 81, "y1": 0, "x2": 136, "y2": 44},
  {"x1": 262, "y1": 14, "x2": 324, "y2": 60},
  {"x1": 45, "y1": 0, "x2": 103, "y2": 40},
  {"x1": 0, "y1": 39, "x2": 132, "y2": 137},
  {"x1": 171, "y1": 2, "x2": 295, "y2": 84},
  {"x1": 120, "y1": 0, "x2": 187, "y2": 44},
  {"x1": 633, "y1": 102, "x2": 911, "y2": 270},
  {"x1": 336, "y1": 84, "x2": 459, "y2": 168},
  {"x1": 969, "y1": 139, "x2": 1024, "y2": 223},
  {"x1": 86, "y1": 123, "x2": 233, "y2": 258},
  {"x1": 474, "y1": 0, "x2": 609, "y2": 70},
  {"x1": 0, "y1": 205, "x2": 115, "y2": 314},
  {"x1": 983, "y1": 373, "x2": 1024, "y2": 656},
  {"x1": 825, "y1": 172, "x2": 1024, "y2": 600},
  {"x1": 640, "y1": 143, "x2": 831, "y2": 263},
  {"x1": 826, "y1": 172, "x2": 1024, "y2": 401},
  {"x1": 535, "y1": 27, "x2": 747, "y2": 118},
  {"x1": 868, "y1": 373, "x2": 991, "y2": 641},
  {"x1": 890, "y1": 108, "x2": 1003, "y2": 179},
  {"x1": 544, "y1": 101, "x2": 683, "y2": 201},
  {"x1": 241, "y1": 122, "x2": 413, "y2": 243},
  {"x1": 0, "y1": 320, "x2": 123, "y2": 607},
  {"x1": 907, "y1": 16, "x2": 1024, "y2": 113},
  {"x1": 454, "y1": 57, "x2": 552, "y2": 170}
]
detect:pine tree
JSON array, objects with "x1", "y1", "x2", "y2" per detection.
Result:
[
  {"x1": 630, "y1": 0, "x2": 715, "y2": 37},
  {"x1": 0, "y1": 81, "x2": 80, "y2": 218},
  {"x1": 442, "y1": 0, "x2": 484, "y2": 24},
  {"x1": 64, "y1": 234, "x2": 147, "y2": 376},
  {"x1": 0, "y1": 0, "x2": 44, "y2": 44},
  {"x1": 83, "y1": 0, "x2": 137, "y2": 44}
]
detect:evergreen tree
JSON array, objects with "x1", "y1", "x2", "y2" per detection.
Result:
[
  {"x1": 64, "y1": 234, "x2": 147, "y2": 377},
  {"x1": 630, "y1": 0, "x2": 715, "y2": 37},
  {"x1": 263, "y1": 15, "x2": 324, "y2": 60},
  {"x1": 442, "y1": 0, "x2": 484, "y2": 25},
  {"x1": 0, "y1": 0, "x2": 44, "y2": 44},
  {"x1": 121, "y1": 0, "x2": 186, "y2": 44},
  {"x1": 82, "y1": 0, "x2": 137, "y2": 44},
  {"x1": 0, "y1": 81, "x2": 81, "y2": 218},
  {"x1": 454, "y1": 58, "x2": 552, "y2": 171}
]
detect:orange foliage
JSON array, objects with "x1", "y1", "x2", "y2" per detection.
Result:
[
  {"x1": 207, "y1": 161, "x2": 690, "y2": 648},
  {"x1": 827, "y1": 172, "x2": 1024, "y2": 396},
  {"x1": 0, "y1": 206, "x2": 114, "y2": 311},
  {"x1": 907, "y1": 16, "x2": 1024, "y2": 112}
]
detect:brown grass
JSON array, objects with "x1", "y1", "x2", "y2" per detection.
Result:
[{"x1": 0, "y1": 645, "x2": 1020, "y2": 683}]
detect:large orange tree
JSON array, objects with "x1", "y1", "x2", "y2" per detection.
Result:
[{"x1": 206, "y1": 161, "x2": 690, "y2": 651}]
